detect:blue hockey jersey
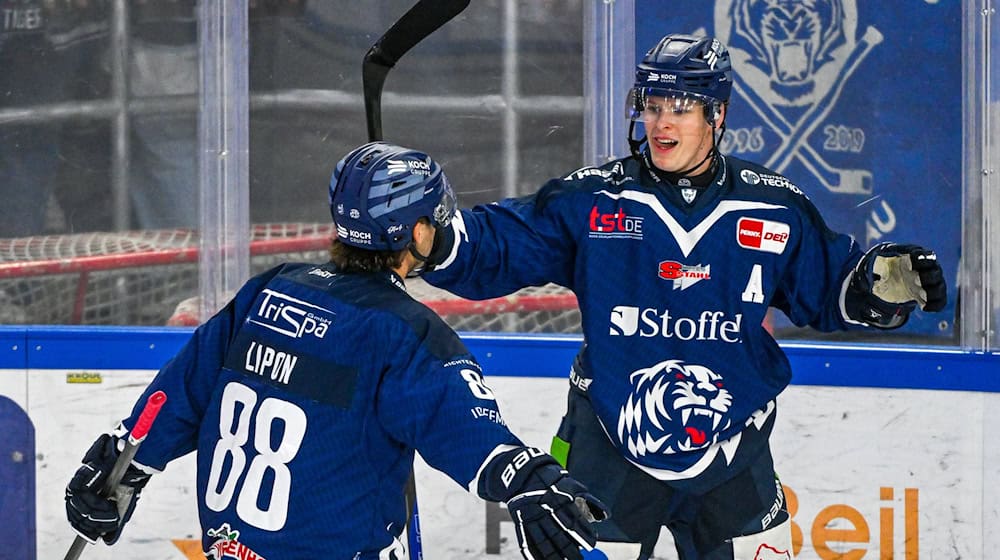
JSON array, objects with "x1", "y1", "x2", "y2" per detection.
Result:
[
  {"x1": 424, "y1": 154, "x2": 864, "y2": 480},
  {"x1": 120, "y1": 262, "x2": 520, "y2": 559}
]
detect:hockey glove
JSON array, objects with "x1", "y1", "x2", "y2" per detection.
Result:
[
  {"x1": 845, "y1": 243, "x2": 947, "y2": 328},
  {"x1": 65, "y1": 433, "x2": 150, "y2": 545},
  {"x1": 479, "y1": 447, "x2": 608, "y2": 560}
]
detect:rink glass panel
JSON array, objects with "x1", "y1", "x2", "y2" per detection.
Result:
[{"x1": 2, "y1": 1, "x2": 1000, "y2": 350}]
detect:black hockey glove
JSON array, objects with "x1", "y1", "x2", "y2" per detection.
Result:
[
  {"x1": 479, "y1": 447, "x2": 608, "y2": 560},
  {"x1": 845, "y1": 243, "x2": 947, "y2": 328},
  {"x1": 65, "y1": 433, "x2": 150, "y2": 545}
]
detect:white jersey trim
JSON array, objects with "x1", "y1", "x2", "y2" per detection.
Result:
[
  {"x1": 434, "y1": 211, "x2": 467, "y2": 271},
  {"x1": 468, "y1": 443, "x2": 521, "y2": 493},
  {"x1": 597, "y1": 190, "x2": 786, "y2": 258}
]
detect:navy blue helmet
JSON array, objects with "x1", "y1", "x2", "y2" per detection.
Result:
[
  {"x1": 627, "y1": 34, "x2": 733, "y2": 124},
  {"x1": 329, "y1": 142, "x2": 456, "y2": 251}
]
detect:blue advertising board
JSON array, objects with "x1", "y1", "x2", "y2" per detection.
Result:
[
  {"x1": 0, "y1": 395, "x2": 35, "y2": 560},
  {"x1": 634, "y1": 0, "x2": 961, "y2": 337}
]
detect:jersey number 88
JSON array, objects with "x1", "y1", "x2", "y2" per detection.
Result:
[{"x1": 204, "y1": 381, "x2": 307, "y2": 531}]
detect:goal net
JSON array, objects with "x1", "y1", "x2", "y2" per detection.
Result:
[{"x1": 0, "y1": 224, "x2": 580, "y2": 333}]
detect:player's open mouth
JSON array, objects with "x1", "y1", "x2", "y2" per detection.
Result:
[{"x1": 652, "y1": 138, "x2": 678, "y2": 150}]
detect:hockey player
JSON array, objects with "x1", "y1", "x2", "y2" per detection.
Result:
[
  {"x1": 421, "y1": 35, "x2": 947, "y2": 559},
  {"x1": 64, "y1": 142, "x2": 607, "y2": 560}
]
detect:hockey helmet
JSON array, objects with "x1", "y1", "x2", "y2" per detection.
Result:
[
  {"x1": 329, "y1": 142, "x2": 456, "y2": 252},
  {"x1": 626, "y1": 34, "x2": 732, "y2": 124}
]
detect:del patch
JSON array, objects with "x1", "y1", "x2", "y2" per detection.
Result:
[{"x1": 736, "y1": 217, "x2": 790, "y2": 254}]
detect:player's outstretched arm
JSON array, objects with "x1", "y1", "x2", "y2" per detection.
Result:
[
  {"x1": 65, "y1": 433, "x2": 151, "y2": 545},
  {"x1": 477, "y1": 447, "x2": 608, "y2": 560},
  {"x1": 844, "y1": 242, "x2": 947, "y2": 328}
]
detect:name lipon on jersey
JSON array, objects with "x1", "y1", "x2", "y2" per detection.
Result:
[
  {"x1": 245, "y1": 340, "x2": 297, "y2": 385},
  {"x1": 225, "y1": 330, "x2": 359, "y2": 408},
  {"x1": 249, "y1": 288, "x2": 334, "y2": 339}
]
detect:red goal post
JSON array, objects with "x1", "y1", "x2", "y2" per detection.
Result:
[{"x1": 0, "y1": 223, "x2": 580, "y2": 332}]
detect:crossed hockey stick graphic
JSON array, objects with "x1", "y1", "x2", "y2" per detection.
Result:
[{"x1": 733, "y1": 25, "x2": 883, "y2": 194}]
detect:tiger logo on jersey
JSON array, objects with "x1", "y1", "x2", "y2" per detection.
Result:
[{"x1": 616, "y1": 359, "x2": 733, "y2": 458}]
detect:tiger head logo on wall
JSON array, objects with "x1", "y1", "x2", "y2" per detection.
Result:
[{"x1": 714, "y1": 0, "x2": 882, "y2": 194}]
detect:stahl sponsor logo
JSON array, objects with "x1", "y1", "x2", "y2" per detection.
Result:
[
  {"x1": 244, "y1": 340, "x2": 297, "y2": 385},
  {"x1": 249, "y1": 289, "x2": 333, "y2": 339},
  {"x1": 658, "y1": 261, "x2": 711, "y2": 290},
  {"x1": 737, "y1": 217, "x2": 790, "y2": 254},
  {"x1": 610, "y1": 305, "x2": 742, "y2": 342},
  {"x1": 589, "y1": 207, "x2": 644, "y2": 239}
]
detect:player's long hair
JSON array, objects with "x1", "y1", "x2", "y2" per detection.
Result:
[{"x1": 329, "y1": 240, "x2": 406, "y2": 273}]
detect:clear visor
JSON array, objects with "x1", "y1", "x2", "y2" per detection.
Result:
[{"x1": 625, "y1": 87, "x2": 711, "y2": 122}]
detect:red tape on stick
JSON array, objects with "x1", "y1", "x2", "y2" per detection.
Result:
[{"x1": 129, "y1": 391, "x2": 166, "y2": 442}]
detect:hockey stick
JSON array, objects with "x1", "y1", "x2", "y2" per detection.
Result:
[
  {"x1": 363, "y1": 0, "x2": 471, "y2": 142},
  {"x1": 363, "y1": 3, "x2": 471, "y2": 558},
  {"x1": 64, "y1": 391, "x2": 167, "y2": 560}
]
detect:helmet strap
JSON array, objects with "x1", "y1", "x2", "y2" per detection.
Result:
[
  {"x1": 405, "y1": 241, "x2": 430, "y2": 278},
  {"x1": 627, "y1": 120, "x2": 645, "y2": 162},
  {"x1": 671, "y1": 140, "x2": 721, "y2": 178},
  {"x1": 404, "y1": 225, "x2": 446, "y2": 278},
  {"x1": 408, "y1": 242, "x2": 430, "y2": 263}
]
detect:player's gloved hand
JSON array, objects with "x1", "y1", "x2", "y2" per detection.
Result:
[
  {"x1": 479, "y1": 447, "x2": 608, "y2": 560},
  {"x1": 65, "y1": 433, "x2": 150, "y2": 545},
  {"x1": 845, "y1": 243, "x2": 947, "y2": 328}
]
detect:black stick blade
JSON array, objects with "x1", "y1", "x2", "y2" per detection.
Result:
[{"x1": 363, "y1": 0, "x2": 472, "y2": 141}]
